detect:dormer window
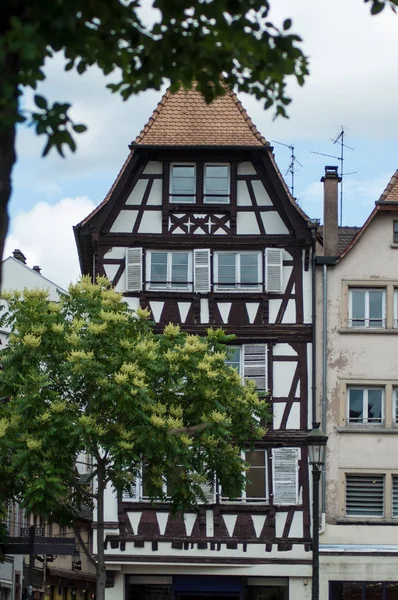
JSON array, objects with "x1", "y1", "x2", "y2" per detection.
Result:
[
  {"x1": 204, "y1": 164, "x2": 230, "y2": 203},
  {"x1": 170, "y1": 164, "x2": 196, "y2": 203}
]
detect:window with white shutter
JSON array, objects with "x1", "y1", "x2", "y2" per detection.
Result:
[
  {"x1": 125, "y1": 247, "x2": 142, "y2": 292},
  {"x1": 345, "y1": 474, "x2": 384, "y2": 517},
  {"x1": 392, "y1": 476, "x2": 398, "y2": 518},
  {"x1": 265, "y1": 248, "x2": 283, "y2": 293},
  {"x1": 193, "y1": 249, "x2": 211, "y2": 293},
  {"x1": 243, "y1": 344, "x2": 267, "y2": 392},
  {"x1": 272, "y1": 447, "x2": 299, "y2": 505}
]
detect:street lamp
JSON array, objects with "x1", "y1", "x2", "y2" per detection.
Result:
[{"x1": 307, "y1": 423, "x2": 328, "y2": 600}]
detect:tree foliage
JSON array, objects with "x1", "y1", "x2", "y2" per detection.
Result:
[{"x1": 0, "y1": 277, "x2": 269, "y2": 596}]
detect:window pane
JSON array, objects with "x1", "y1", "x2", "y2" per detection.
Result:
[
  {"x1": 204, "y1": 165, "x2": 229, "y2": 201},
  {"x1": 367, "y1": 389, "x2": 382, "y2": 423},
  {"x1": 171, "y1": 165, "x2": 195, "y2": 202},
  {"x1": 394, "y1": 221, "x2": 398, "y2": 242},
  {"x1": 386, "y1": 582, "x2": 398, "y2": 599},
  {"x1": 171, "y1": 253, "x2": 188, "y2": 286},
  {"x1": 240, "y1": 254, "x2": 259, "y2": 286},
  {"x1": 349, "y1": 389, "x2": 364, "y2": 423},
  {"x1": 365, "y1": 582, "x2": 383, "y2": 599},
  {"x1": 369, "y1": 290, "x2": 383, "y2": 327},
  {"x1": 245, "y1": 451, "x2": 266, "y2": 499},
  {"x1": 151, "y1": 253, "x2": 167, "y2": 283},
  {"x1": 218, "y1": 254, "x2": 236, "y2": 286},
  {"x1": 226, "y1": 347, "x2": 241, "y2": 373},
  {"x1": 351, "y1": 290, "x2": 365, "y2": 327}
]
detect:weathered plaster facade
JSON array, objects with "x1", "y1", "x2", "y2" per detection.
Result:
[{"x1": 317, "y1": 172, "x2": 398, "y2": 597}]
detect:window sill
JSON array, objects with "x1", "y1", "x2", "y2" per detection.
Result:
[
  {"x1": 337, "y1": 518, "x2": 398, "y2": 525},
  {"x1": 337, "y1": 427, "x2": 398, "y2": 434},
  {"x1": 391, "y1": 243, "x2": 398, "y2": 249},
  {"x1": 339, "y1": 328, "x2": 397, "y2": 334}
]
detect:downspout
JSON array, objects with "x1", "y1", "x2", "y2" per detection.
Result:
[
  {"x1": 321, "y1": 263, "x2": 328, "y2": 518},
  {"x1": 310, "y1": 225, "x2": 318, "y2": 429}
]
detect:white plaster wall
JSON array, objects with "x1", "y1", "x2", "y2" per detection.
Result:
[
  {"x1": 2, "y1": 257, "x2": 65, "y2": 300},
  {"x1": 126, "y1": 179, "x2": 147, "y2": 205},
  {"x1": 237, "y1": 162, "x2": 256, "y2": 175},
  {"x1": 143, "y1": 161, "x2": 162, "y2": 175},
  {"x1": 111, "y1": 210, "x2": 138, "y2": 232},
  {"x1": 236, "y1": 212, "x2": 260, "y2": 234},
  {"x1": 317, "y1": 211, "x2": 398, "y2": 523},
  {"x1": 289, "y1": 577, "x2": 311, "y2": 600}
]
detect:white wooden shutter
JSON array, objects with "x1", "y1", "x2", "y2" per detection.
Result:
[
  {"x1": 265, "y1": 248, "x2": 283, "y2": 293},
  {"x1": 243, "y1": 344, "x2": 267, "y2": 391},
  {"x1": 272, "y1": 447, "x2": 299, "y2": 505},
  {"x1": 125, "y1": 247, "x2": 142, "y2": 292},
  {"x1": 194, "y1": 249, "x2": 211, "y2": 293}
]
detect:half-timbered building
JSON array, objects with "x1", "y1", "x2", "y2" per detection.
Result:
[{"x1": 74, "y1": 88, "x2": 315, "y2": 600}]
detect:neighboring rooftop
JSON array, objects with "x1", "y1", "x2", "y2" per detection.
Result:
[
  {"x1": 317, "y1": 225, "x2": 361, "y2": 256},
  {"x1": 377, "y1": 169, "x2": 398, "y2": 202},
  {"x1": 132, "y1": 87, "x2": 268, "y2": 147}
]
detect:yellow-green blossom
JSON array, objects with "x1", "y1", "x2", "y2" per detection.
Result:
[
  {"x1": 0, "y1": 418, "x2": 9, "y2": 438},
  {"x1": 26, "y1": 437, "x2": 42, "y2": 451},
  {"x1": 114, "y1": 372, "x2": 129, "y2": 385},
  {"x1": 136, "y1": 307, "x2": 151, "y2": 320},
  {"x1": 88, "y1": 322, "x2": 108, "y2": 334},
  {"x1": 48, "y1": 302, "x2": 61, "y2": 313},
  {"x1": 163, "y1": 323, "x2": 181, "y2": 338},
  {"x1": 50, "y1": 401, "x2": 67, "y2": 413},
  {"x1": 169, "y1": 405, "x2": 183, "y2": 418},
  {"x1": 120, "y1": 338, "x2": 133, "y2": 350},
  {"x1": 37, "y1": 411, "x2": 51, "y2": 423},
  {"x1": 120, "y1": 362, "x2": 139, "y2": 375},
  {"x1": 51, "y1": 323, "x2": 64, "y2": 334},
  {"x1": 150, "y1": 415, "x2": 166, "y2": 428},
  {"x1": 67, "y1": 350, "x2": 94, "y2": 361},
  {"x1": 23, "y1": 288, "x2": 49, "y2": 301},
  {"x1": 79, "y1": 415, "x2": 96, "y2": 428},
  {"x1": 22, "y1": 334, "x2": 41, "y2": 348},
  {"x1": 100, "y1": 310, "x2": 128, "y2": 323},
  {"x1": 180, "y1": 434, "x2": 193, "y2": 446},
  {"x1": 118, "y1": 440, "x2": 135, "y2": 451},
  {"x1": 166, "y1": 416, "x2": 183, "y2": 429}
]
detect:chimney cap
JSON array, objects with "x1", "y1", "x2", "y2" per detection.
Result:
[
  {"x1": 12, "y1": 249, "x2": 27, "y2": 264},
  {"x1": 32, "y1": 265, "x2": 42, "y2": 274},
  {"x1": 321, "y1": 165, "x2": 341, "y2": 182}
]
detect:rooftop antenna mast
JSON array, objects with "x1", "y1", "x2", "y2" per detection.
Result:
[
  {"x1": 311, "y1": 126, "x2": 356, "y2": 226},
  {"x1": 271, "y1": 140, "x2": 303, "y2": 198}
]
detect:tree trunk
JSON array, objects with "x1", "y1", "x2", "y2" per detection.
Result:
[
  {"x1": 0, "y1": 118, "x2": 16, "y2": 290},
  {"x1": 96, "y1": 461, "x2": 107, "y2": 600},
  {"x1": 0, "y1": 72, "x2": 18, "y2": 290}
]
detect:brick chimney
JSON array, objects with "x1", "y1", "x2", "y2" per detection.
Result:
[
  {"x1": 321, "y1": 166, "x2": 341, "y2": 256},
  {"x1": 12, "y1": 249, "x2": 27, "y2": 264}
]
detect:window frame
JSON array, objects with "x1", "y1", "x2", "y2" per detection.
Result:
[
  {"x1": 393, "y1": 220, "x2": 398, "y2": 243},
  {"x1": 348, "y1": 288, "x2": 386, "y2": 329},
  {"x1": 214, "y1": 251, "x2": 262, "y2": 292},
  {"x1": 220, "y1": 449, "x2": 269, "y2": 504},
  {"x1": 345, "y1": 473, "x2": 385, "y2": 518},
  {"x1": 169, "y1": 163, "x2": 196, "y2": 204},
  {"x1": 346, "y1": 386, "x2": 384, "y2": 426},
  {"x1": 203, "y1": 163, "x2": 230, "y2": 204},
  {"x1": 146, "y1": 250, "x2": 192, "y2": 291}
]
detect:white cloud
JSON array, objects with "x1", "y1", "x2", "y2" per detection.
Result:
[{"x1": 4, "y1": 197, "x2": 96, "y2": 289}]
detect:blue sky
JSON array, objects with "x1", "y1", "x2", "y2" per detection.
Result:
[{"x1": 6, "y1": 0, "x2": 398, "y2": 288}]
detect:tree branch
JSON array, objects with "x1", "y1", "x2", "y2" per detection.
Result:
[{"x1": 167, "y1": 422, "x2": 210, "y2": 436}]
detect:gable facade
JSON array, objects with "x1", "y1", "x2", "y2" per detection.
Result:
[{"x1": 75, "y1": 89, "x2": 315, "y2": 600}]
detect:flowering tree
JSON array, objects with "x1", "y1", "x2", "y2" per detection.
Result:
[{"x1": 0, "y1": 277, "x2": 269, "y2": 600}]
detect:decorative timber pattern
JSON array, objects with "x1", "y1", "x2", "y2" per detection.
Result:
[{"x1": 74, "y1": 86, "x2": 314, "y2": 560}]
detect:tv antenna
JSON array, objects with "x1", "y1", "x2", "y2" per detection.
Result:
[
  {"x1": 271, "y1": 141, "x2": 303, "y2": 198},
  {"x1": 311, "y1": 126, "x2": 356, "y2": 226}
]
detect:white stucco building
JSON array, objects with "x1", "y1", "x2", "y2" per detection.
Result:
[{"x1": 317, "y1": 170, "x2": 398, "y2": 599}]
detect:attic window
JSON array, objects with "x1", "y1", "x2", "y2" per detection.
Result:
[
  {"x1": 204, "y1": 164, "x2": 230, "y2": 203},
  {"x1": 170, "y1": 164, "x2": 196, "y2": 203}
]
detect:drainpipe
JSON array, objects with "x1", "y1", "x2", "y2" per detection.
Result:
[
  {"x1": 321, "y1": 263, "x2": 327, "y2": 516},
  {"x1": 310, "y1": 223, "x2": 319, "y2": 429}
]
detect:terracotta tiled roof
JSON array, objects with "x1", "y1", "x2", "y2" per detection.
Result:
[
  {"x1": 378, "y1": 169, "x2": 398, "y2": 202},
  {"x1": 317, "y1": 226, "x2": 361, "y2": 255},
  {"x1": 133, "y1": 87, "x2": 268, "y2": 147}
]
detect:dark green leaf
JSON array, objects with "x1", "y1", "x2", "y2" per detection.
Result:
[{"x1": 34, "y1": 95, "x2": 48, "y2": 110}]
